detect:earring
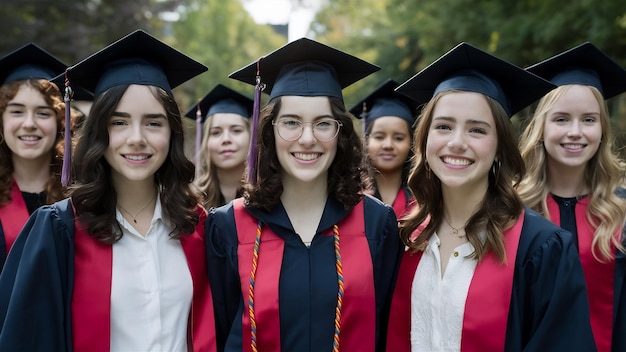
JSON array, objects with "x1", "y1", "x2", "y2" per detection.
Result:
[{"x1": 424, "y1": 160, "x2": 431, "y2": 180}]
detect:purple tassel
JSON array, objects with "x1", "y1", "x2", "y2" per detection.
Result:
[
  {"x1": 247, "y1": 59, "x2": 265, "y2": 185},
  {"x1": 61, "y1": 73, "x2": 72, "y2": 186},
  {"x1": 195, "y1": 101, "x2": 202, "y2": 170}
]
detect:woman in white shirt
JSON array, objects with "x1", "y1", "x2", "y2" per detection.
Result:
[
  {"x1": 386, "y1": 42, "x2": 596, "y2": 351},
  {"x1": 0, "y1": 30, "x2": 216, "y2": 352}
]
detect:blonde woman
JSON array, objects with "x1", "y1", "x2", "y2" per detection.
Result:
[{"x1": 520, "y1": 42, "x2": 626, "y2": 352}]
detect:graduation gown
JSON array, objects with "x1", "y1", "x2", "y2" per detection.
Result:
[
  {"x1": 548, "y1": 190, "x2": 626, "y2": 352},
  {"x1": 387, "y1": 207, "x2": 596, "y2": 351},
  {"x1": 0, "y1": 198, "x2": 217, "y2": 352},
  {"x1": 206, "y1": 194, "x2": 403, "y2": 352}
]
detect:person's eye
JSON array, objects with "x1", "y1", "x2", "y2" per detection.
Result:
[{"x1": 280, "y1": 119, "x2": 302, "y2": 128}]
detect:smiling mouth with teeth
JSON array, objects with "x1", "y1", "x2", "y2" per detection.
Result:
[
  {"x1": 125, "y1": 155, "x2": 150, "y2": 161},
  {"x1": 19, "y1": 136, "x2": 41, "y2": 141},
  {"x1": 293, "y1": 153, "x2": 320, "y2": 161}
]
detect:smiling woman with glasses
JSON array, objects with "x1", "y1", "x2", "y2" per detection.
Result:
[
  {"x1": 206, "y1": 38, "x2": 404, "y2": 352},
  {"x1": 272, "y1": 117, "x2": 343, "y2": 141}
]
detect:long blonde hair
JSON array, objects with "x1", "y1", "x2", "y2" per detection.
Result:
[{"x1": 518, "y1": 85, "x2": 626, "y2": 261}]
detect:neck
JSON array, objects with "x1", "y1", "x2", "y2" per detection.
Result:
[
  {"x1": 374, "y1": 169, "x2": 403, "y2": 205},
  {"x1": 114, "y1": 178, "x2": 158, "y2": 211},
  {"x1": 12, "y1": 156, "x2": 52, "y2": 193},
  {"x1": 281, "y1": 175, "x2": 328, "y2": 212},
  {"x1": 216, "y1": 164, "x2": 245, "y2": 202},
  {"x1": 547, "y1": 161, "x2": 587, "y2": 197},
  {"x1": 441, "y1": 183, "x2": 485, "y2": 227}
]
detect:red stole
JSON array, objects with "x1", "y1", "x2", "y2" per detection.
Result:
[
  {"x1": 387, "y1": 211, "x2": 524, "y2": 351},
  {"x1": 391, "y1": 188, "x2": 414, "y2": 221},
  {"x1": 72, "y1": 204, "x2": 216, "y2": 352},
  {"x1": 233, "y1": 199, "x2": 376, "y2": 352},
  {"x1": 547, "y1": 196, "x2": 614, "y2": 352},
  {"x1": 0, "y1": 179, "x2": 30, "y2": 254}
]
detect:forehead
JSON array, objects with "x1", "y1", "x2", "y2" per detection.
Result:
[
  {"x1": 278, "y1": 95, "x2": 332, "y2": 117},
  {"x1": 432, "y1": 91, "x2": 494, "y2": 124},
  {"x1": 369, "y1": 116, "x2": 410, "y2": 134},
  {"x1": 209, "y1": 113, "x2": 248, "y2": 127}
]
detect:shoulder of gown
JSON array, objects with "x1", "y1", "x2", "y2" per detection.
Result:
[
  {"x1": 505, "y1": 207, "x2": 597, "y2": 351},
  {"x1": 0, "y1": 198, "x2": 75, "y2": 351}
]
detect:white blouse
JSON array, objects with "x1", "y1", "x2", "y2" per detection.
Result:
[
  {"x1": 410, "y1": 233, "x2": 478, "y2": 352},
  {"x1": 111, "y1": 196, "x2": 193, "y2": 352}
]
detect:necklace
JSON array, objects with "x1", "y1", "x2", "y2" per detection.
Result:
[
  {"x1": 117, "y1": 194, "x2": 156, "y2": 224},
  {"x1": 443, "y1": 216, "x2": 466, "y2": 238}
]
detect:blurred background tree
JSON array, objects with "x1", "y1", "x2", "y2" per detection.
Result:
[{"x1": 2, "y1": 0, "x2": 625, "y2": 154}]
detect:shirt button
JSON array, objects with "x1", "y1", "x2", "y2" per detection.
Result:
[{"x1": 453, "y1": 251, "x2": 459, "y2": 257}]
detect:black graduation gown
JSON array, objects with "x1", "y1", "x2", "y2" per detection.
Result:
[{"x1": 206, "y1": 194, "x2": 403, "y2": 352}]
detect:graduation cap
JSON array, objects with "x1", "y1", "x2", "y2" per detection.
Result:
[
  {"x1": 0, "y1": 43, "x2": 67, "y2": 85},
  {"x1": 228, "y1": 37, "x2": 380, "y2": 184},
  {"x1": 396, "y1": 42, "x2": 556, "y2": 117},
  {"x1": 525, "y1": 42, "x2": 626, "y2": 100},
  {"x1": 228, "y1": 37, "x2": 380, "y2": 101},
  {"x1": 183, "y1": 84, "x2": 253, "y2": 122},
  {"x1": 57, "y1": 29, "x2": 208, "y2": 186},
  {"x1": 61, "y1": 29, "x2": 207, "y2": 96},
  {"x1": 349, "y1": 79, "x2": 418, "y2": 134},
  {"x1": 183, "y1": 84, "x2": 253, "y2": 167}
]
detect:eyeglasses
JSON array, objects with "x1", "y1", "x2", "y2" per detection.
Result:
[{"x1": 272, "y1": 117, "x2": 343, "y2": 142}]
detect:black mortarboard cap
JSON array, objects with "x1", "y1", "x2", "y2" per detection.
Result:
[
  {"x1": 57, "y1": 30, "x2": 206, "y2": 186},
  {"x1": 184, "y1": 84, "x2": 253, "y2": 123},
  {"x1": 0, "y1": 43, "x2": 66, "y2": 85},
  {"x1": 62, "y1": 29, "x2": 207, "y2": 96},
  {"x1": 350, "y1": 79, "x2": 418, "y2": 127},
  {"x1": 396, "y1": 42, "x2": 556, "y2": 117},
  {"x1": 525, "y1": 42, "x2": 626, "y2": 100},
  {"x1": 228, "y1": 37, "x2": 380, "y2": 102}
]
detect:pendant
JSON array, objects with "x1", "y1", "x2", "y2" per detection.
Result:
[
  {"x1": 451, "y1": 228, "x2": 458, "y2": 234},
  {"x1": 133, "y1": 219, "x2": 137, "y2": 223}
]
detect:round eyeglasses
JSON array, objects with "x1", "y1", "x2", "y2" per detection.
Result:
[{"x1": 272, "y1": 117, "x2": 343, "y2": 142}]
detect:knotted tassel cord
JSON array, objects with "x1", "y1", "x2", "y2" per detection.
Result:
[
  {"x1": 246, "y1": 58, "x2": 265, "y2": 185},
  {"x1": 61, "y1": 70, "x2": 73, "y2": 186},
  {"x1": 332, "y1": 225, "x2": 343, "y2": 352},
  {"x1": 247, "y1": 223, "x2": 343, "y2": 351},
  {"x1": 194, "y1": 100, "x2": 202, "y2": 171},
  {"x1": 248, "y1": 220, "x2": 263, "y2": 352}
]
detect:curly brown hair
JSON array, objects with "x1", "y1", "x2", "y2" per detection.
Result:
[
  {"x1": 70, "y1": 84, "x2": 200, "y2": 244},
  {"x1": 0, "y1": 79, "x2": 67, "y2": 206},
  {"x1": 400, "y1": 91, "x2": 525, "y2": 263},
  {"x1": 243, "y1": 96, "x2": 371, "y2": 211}
]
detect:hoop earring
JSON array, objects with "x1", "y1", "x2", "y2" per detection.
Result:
[{"x1": 425, "y1": 160, "x2": 431, "y2": 180}]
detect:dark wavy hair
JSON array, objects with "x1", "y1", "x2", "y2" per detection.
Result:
[
  {"x1": 70, "y1": 84, "x2": 199, "y2": 244},
  {"x1": 243, "y1": 96, "x2": 370, "y2": 211},
  {"x1": 0, "y1": 79, "x2": 66, "y2": 206},
  {"x1": 399, "y1": 91, "x2": 525, "y2": 262}
]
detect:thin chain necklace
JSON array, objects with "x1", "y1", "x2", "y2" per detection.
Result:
[
  {"x1": 117, "y1": 193, "x2": 156, "y2": 224},
  {"x1": 443, "y1": 216, "x2": 466, "y2": 238}
]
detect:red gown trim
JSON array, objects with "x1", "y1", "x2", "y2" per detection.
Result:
[
  {"x1": 233, "y1": 199, "x2": 376, "y2": 351},
  {"x1": 72, "y1": 204, "x2": 216, "y2": 352},
  {"x1": 387, "y1": 211, "x2": 524, "y2": 351},
  {"x1": 547, "y1": 196, "x2": 614, "y2": 352},
  {"x1": 0, "y1": 179, "x2": 30, "y2": 254}
]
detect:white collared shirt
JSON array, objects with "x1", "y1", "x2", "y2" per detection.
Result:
[
  {"x1": 111, "y1": 196, "x2": 193, "y2": 352},
  {"x1": 410, "y1": 233, "x2": 477, "y2": 352}
]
